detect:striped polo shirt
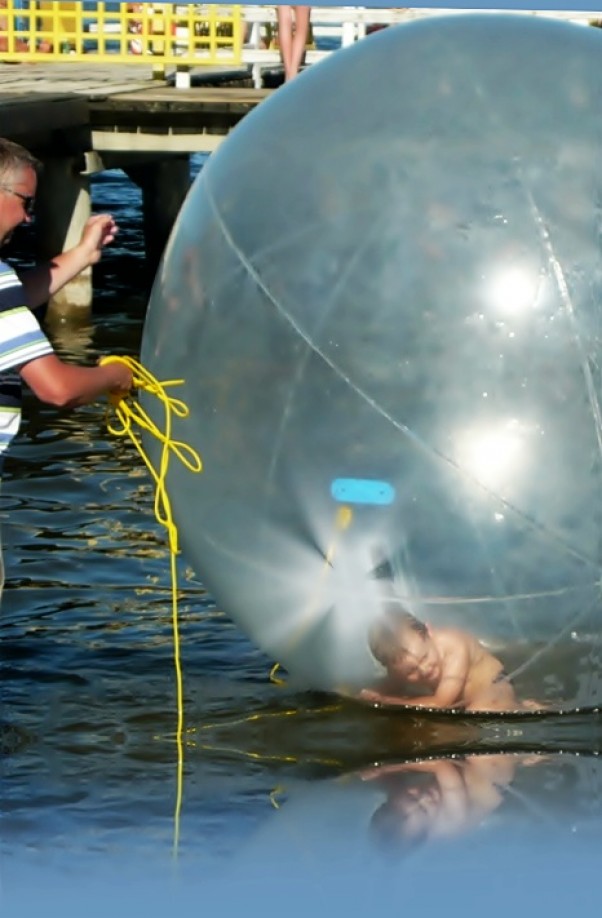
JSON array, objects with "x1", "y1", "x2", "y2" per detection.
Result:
[{"x1": 0, "y1": 259, "x2": 54, "y2": 461}]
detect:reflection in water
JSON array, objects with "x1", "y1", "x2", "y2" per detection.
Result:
[
  {"x1": 198, "y1": 749, "x2": 602, "y2": 917},
  {"x1": 360, "y1": 754, "x2": 529, "y2": 851},
  {"x1": 255, "y1": 749, "x2": 602, "y2": 854},
  {"x1": 8, "y1": 746, "x2": 602, "y2": 915}
]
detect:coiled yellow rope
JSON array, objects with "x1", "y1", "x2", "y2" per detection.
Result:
[
  {"x1": 100, "y1": 355, "x2": 202, "y2": 853},
  {"x1": 100, "y1": 355, "x2": 202, "y2": 557}
]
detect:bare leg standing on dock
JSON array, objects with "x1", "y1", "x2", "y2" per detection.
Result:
[{"x1": 277, "y1": 5, "x2": 311, "y2": 81}]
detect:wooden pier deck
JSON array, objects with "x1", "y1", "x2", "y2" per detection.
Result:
[
  {"x1": 0, "y1": 62, "x2": 273, "y2": 319},
  {"x1": 0, "y1": 62, "x2": 270, "y2": 156}
]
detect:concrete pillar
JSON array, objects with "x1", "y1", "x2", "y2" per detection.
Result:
[
  {"x1": 126, "y1": 156, "x2": 190, "y2": 285},
  {"x1": 35, "y1": 155, "x2": 92, "y2": 324}
]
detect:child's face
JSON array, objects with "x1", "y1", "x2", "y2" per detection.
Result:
[
  {"x1": 394, "y1": 783, "x2": 442, "y2": 838},
  {"x1": 388, "y1": 629, "x2": 441, "y2": 684}
]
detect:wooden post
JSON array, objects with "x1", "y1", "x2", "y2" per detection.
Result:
[
  {"x1": 126, "y1": 155, "x2": 191, "y2": 285},
  {"x1": 175, "y1": 64, "x2": 191, "y2": 89},
  {"x1": 35, "y1": 155, "x2": 92, "y2": 324}
]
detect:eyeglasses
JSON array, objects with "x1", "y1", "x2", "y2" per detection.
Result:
[{"x1": 0, "y1": 184, "x2": 35, "y2": 217}]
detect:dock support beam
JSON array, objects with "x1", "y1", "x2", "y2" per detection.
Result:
[
  {"x1": 35, "y1": 156, "x2": 92, "y2": 325},
  {"x1": 126, "y1": 156, "x2": 191, "y2": 284}
]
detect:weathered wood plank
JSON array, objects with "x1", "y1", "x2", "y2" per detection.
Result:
[
  {"x1": 0, "y1": 62, "x2": 267, "y2": 146},
  {"x1": 0, "y1": 92, "x2": 90, "y2": 150}
]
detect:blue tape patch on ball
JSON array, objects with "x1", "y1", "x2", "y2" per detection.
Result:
[{"x1": 330, "y1": 479, "x2": 395, "y2": 506}]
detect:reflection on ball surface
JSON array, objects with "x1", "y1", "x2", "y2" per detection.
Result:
[{"x1": 142, "y1": 14, "x2": 602, "y2": 712}]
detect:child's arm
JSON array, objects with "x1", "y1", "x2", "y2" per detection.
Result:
[
  {"x1": 359, "y1": 638, "x2": 470, "y2": 709},
  {"x1": 358, "y1": 685, "x2": 464, "y2": 709}
]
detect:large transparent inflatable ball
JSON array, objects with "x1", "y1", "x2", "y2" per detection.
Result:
[{"x1": 141, "y1": 14, "x2": 602, "y2": 714}]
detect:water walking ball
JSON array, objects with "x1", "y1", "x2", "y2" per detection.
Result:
[{"x1": 141, "y1": 13, "x2": 602, "y2": 713}]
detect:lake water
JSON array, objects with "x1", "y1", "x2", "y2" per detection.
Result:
[{"x1": 2, "y1": 158, "x2": 602, "y2": 917}]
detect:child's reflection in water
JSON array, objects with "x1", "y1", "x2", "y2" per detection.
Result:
[{"x1": 360, "y1": 754, "x2": 535, "y2": 850}]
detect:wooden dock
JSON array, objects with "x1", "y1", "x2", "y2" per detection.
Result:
[
  {"x1": 0, "y1": 62, "x2": 271, "y2": 320},
  {"x1": 0, "y1": 62, "x2": 269, "y2": 156}
]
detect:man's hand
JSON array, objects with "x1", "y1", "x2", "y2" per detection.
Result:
[
  {"x1": 20, "y1": 213, "x2": 120, "y2": 307},
  {"x1": 79, "y1": 214, "x2": 118, "y2": 265},
  {"x1": 104, "y1": 360, "x2": 133, "y2": 398}
]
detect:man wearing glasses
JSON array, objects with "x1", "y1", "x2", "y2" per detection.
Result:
[{"x1": 0, "y1": 137, "x2": 133, "y2": 594}]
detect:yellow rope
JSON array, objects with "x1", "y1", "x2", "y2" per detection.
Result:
[
  {"x1": 184, "y1": 703, "x2": 342, "y2": 734},
  {"x1": 100, "y1": 355, "x2": 202, "y2": 856},
  {"x1": 270, "y1": 662, "x2": 287, "y2": 685},
  {"x1": 181, "y1": 703, "x2": 345, "y2": 768},
  {"x1": 270, "y1": 786, "x2": 286, "y2": 808},
  {"x1": 325, "y1": 505, "x2": 353, "y2": 566},
  {"x1": 100, "y1": 355, "x2": 202, "y2": 555}
]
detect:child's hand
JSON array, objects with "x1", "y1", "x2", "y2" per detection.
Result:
[
  {"x1": 521, "y1": 698, "x2": 550, "y2": 712},
  {"x1": 358, "y1": 688, "x2": 384, "y2": 705}
]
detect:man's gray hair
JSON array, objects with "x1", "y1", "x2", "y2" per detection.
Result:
[{"x1": 0, "y1": 138, "x2": 41, "y2": 179}]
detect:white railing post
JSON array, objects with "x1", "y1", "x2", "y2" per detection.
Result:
[
  {"x1": 249, "y1": 21, "x2": 261, "y2": 48},
  {"x1": 341, "y1": 8, "x2": 356, "y2": 47}
]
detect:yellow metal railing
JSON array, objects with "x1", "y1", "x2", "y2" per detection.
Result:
[{"x1": 0, "y1": 2, "x2": 243, "y2": 65}]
